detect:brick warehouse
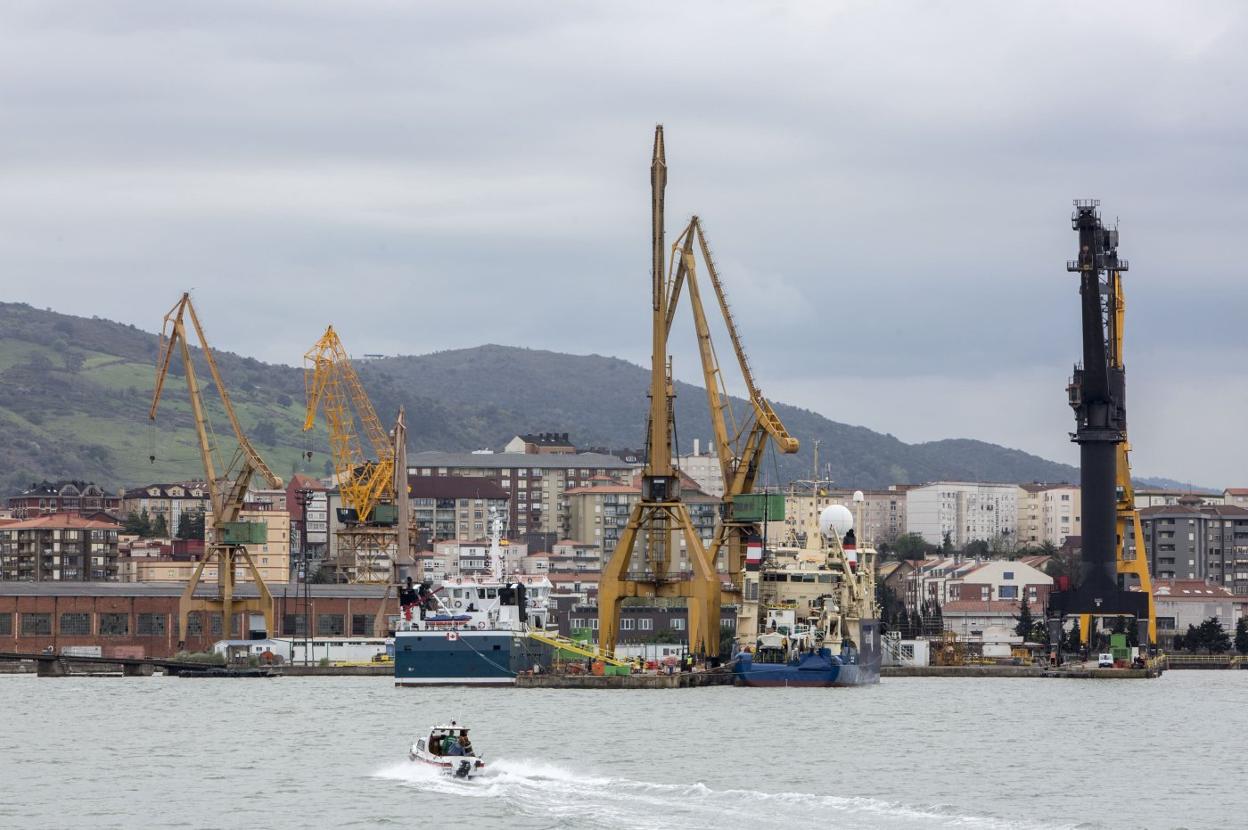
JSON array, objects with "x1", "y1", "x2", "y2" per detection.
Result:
[{"x1": 0, "y1": 583, "x2": 391, "y2": 659}]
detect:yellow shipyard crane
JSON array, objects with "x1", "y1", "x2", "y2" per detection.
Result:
[
  {"x1": 149, "y1": 293, "x2": 282, "y2": 644},
  {"x1": 668, "y1": 216, "x2": 799, "y2": 588},
  {"x1": 598, "y1": 126, "x2": 798, "y2": 660},
  {"x1": 303, "y1": 325, "x2": 397, "y2": 583}
]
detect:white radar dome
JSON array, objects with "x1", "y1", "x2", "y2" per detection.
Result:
[
  {"x1": 853, "y1": 490, "x2": 865, "y2": 503},
  {"x1": 819, "y1": 504, "x2": 854, "y2": 539}
]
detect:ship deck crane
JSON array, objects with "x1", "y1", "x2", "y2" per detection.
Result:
[
  {"x1": 303, "y1": 325, "x2": 399, "y2": 583},
  {"x1": 149, "y1": 293, "x2": 282, "y2": 644}
]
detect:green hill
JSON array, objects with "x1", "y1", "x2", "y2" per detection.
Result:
[{"x1": 0, "y1": 301, "x2": 1083, "y2": 497}]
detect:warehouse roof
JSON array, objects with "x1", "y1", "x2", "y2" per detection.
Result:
[{"x1": 0, "y1": 581, "x2": 388, "y2": 599}]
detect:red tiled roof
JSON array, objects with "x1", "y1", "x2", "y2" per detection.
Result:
[
  {"x1": 1, "y1": 513, "x2": 120, "y2": 530},
  {"x1": 1153, "y1": 579, "x2": 1234, "y2": 598},
  {"x1": 943, "y1": 599, "x2": 1027, "y2": 613},
  {"x1": 565, "y1": 484, "x2": 639, "y2": 495}
]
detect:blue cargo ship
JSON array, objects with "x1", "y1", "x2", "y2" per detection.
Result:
[{"x1": 733, "y1": 620, "x2": 881, "y2": 687}]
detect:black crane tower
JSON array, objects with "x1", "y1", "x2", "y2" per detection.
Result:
[{"x1": 1047, "y1": 200, "x2": 1150, "y2": 654}]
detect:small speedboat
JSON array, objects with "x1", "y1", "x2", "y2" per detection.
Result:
[{"x1": 409, "y1": 722, "x2": 485, "y2": 779}]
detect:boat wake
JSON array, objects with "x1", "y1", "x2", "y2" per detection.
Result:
[{"x1": 374, "y1": 759, "x2": 1079, "y2": 830}]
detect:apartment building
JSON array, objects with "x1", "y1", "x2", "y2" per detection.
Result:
[
  {"x1": 0, "y1": 514, "x2": 120, "y2": 582},
  {"x1": 407, "y1": 451, "x2": 638, "y2": 537},
  {"x1": 905, "y1": 482, "x2": 1019, "y2": 548},
  {"x1": 1016, "y1": 483, "x2": 1080, "y2": 547},
  {"x1": 120, "y1": 482, "x2": 210, "y2": 537},
  {"x1": 1130, "y1": 500, "x2": 1248, "y2": 592},
  {"x1": 407, "y1": 476, "x2": 510, "y2": 542},
  {"x1": 8, "y1": 480, "x2": 120, "y2": 519},
  {"x1": 781, "y1": 487, "x2": 909, "y2": 547},
  {"x1": 567, "y1": 475, "x2": 720, "y2": 574},
  {"x1": 674, "y1": 439, "x2": 725, "y2": 498}
]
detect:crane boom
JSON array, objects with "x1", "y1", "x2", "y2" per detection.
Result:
[{"x1": 303, "y1": 326, "x2": 395, "y2": 525}]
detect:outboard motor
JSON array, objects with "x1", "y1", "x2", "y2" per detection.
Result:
[{"x1": 455, "y1": 760, "x2": 473, "y2": 779}]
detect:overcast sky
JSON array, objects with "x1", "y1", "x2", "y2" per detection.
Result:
[{"x1": 1, "y1": 2, "x2": 1245, "y2": 485}]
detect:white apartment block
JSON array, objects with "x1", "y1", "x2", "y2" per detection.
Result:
[
  {"x1": 1017, "y1": 484, "x2": 1081, "y2": 547},
  {"x1": 905, "y1": 482, "x2": 1019, "y2": 548},
  {"x1": 673, "y1": 439, "x2": 725, "y2": 498},
  {"x1": 780, "y1": 488, "x2": 908, "y2": 547}
]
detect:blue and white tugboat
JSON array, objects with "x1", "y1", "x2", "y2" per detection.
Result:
[
  {"x1": 394, "y1": 515, "x2": 555, "y2": 686},
  {"x1": 734, "y1": 501, "x2": 882, "y2": 687}
]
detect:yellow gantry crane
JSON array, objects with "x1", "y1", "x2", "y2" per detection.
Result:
[
  {"x1": 149, "y1": 293, "x2": 282, "y2": 644},
  {"x1": 1108, "y1": 264, "x2": 1157, "y2": 644},
  {"x1": 598, "y1": 127, "x2": 798, "y2": 659},
  {"x1": 303, "y1": 326, "x2": 397, "y2": 583},
  {"x1": 668, "y1": 216, "x2": 799, "y2": 597},
  {"x1": 599, "y1": 126, "x2": 723, "y2": 659}
]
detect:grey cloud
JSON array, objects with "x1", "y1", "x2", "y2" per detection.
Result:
[{"x1": 1, "y1": 1, "x2": 1245, "y2": 484}]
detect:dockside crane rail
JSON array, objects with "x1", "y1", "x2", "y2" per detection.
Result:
[
  {"x1": 302, "y1": 325, "x2": 396, "y2": 526},
  {"x1": 149, "y1": 292, "x2": 281, "y2": 643}
]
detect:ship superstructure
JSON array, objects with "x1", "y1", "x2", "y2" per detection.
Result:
[
  {"x1": 393, "y1": 513, "x2": 555, "y2": 686},
  {"x1": 734, "y1": 496, "x2": 881, "y2": 686}
]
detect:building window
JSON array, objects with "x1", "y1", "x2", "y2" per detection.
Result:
[
  {"x1": 638, "y1": 618, "x2": 653, "y2": 631},
  {"x1": 672, "y1": 618, "x2": 686, "y2": 631},
  {"x1": 1003, "y1": 571, "x2": 1014, "y2": 580},
  {"x1": 0, "y1": 614, "x2": 11, "y2": 636},
  {"x1": 21, "y1": 613, "x2": 52, "y2": 636},
  {"x1": 721, "y1": 618, "x2": 736, "y2": 629},
  {"x1": 317, "y1": 614, "x2": 345, "y2": 636},
  {"x1": 352, "y1": 615, "x2": 374, "y2": 637},
  {"x1": 283, "y1": 615, "x2": 307, "y2": 636},
  {"x1": 621, "y1": 619, "x2": 635, "y2": 631},
  {"x1": 187, "y1": 612, "x2": 203, "y2": 636},
  {"x1": 100, "y1": 613, "x2": 130, "y2": 636},
  {"x1": 137, "y1": 614, "x2": 167, "y2": 637},
  {"x1": 999, "y1": 586, "x2": 1018, "y2": 599},
  {"x1": 60, "y1": 613, "x2": 91, "y2": 636}
]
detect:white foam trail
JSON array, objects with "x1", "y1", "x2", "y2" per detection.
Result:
[{"x1": 373, "y1": 758, "x2": 1077, "y2": 830}]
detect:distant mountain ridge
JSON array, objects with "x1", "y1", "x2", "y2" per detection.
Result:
[{"x1": 0, "y1": 301, "x2": 1180, "y2": 497}]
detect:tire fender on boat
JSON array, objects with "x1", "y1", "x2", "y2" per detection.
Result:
[{"x1": 477, "y1": 621, "x2": 486, "y2": 630}]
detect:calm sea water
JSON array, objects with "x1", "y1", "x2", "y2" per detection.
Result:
[{"x1": 0, "y1": 671, "x2": 1241, "y2": 830}]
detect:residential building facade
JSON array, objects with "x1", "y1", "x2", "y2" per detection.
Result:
[
  {"x1": 905, "y1": 482, "x2": 1019, "y2": 549},
  {"x1": 407, "y1": 476, "x2": 510, "y2": 542},
  {"x1": 120, "y1": 482, "x2": 210, "y2": 537},
  {"x1": 0, "y1": 514, "x2": 120, "y2": 582},
  {"x1": 8, "y1": 481, "x2": 120, "y2": 519},
  {"x1": 1016, "y1": 483, "x2": 1081, "y2": 548},
  {"x1": 1130, "y1": 500, "x2": 1248, "y2": 592},
  {"x1": 407, "y1": 451, "x2": 639, "y2": 538}
]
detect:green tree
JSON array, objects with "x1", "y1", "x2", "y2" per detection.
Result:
[
  {"x1": 1015, "y1": 592, "x2": 1033, "y2": 638},
  {"x1": 1197, "y1": 617, "x2": 1231, "y2": 654},
  {"x1": 893, "y1": 533, "x2": 930, "y2": 560},
  {"x1": 176, "y1": 510, "x2": 205, "y2": 540},
  {"x1": 151, "y1": 513, "x2": 169, "y2": 538},
  {"x1": 941, "y1": 531, "x2": 954, "y2": 553},
  {"x1": 963, "y1": 539, "x2": 990, "y2": 559},
  {"x1": 1236, "y1": 617, "x2": 1248, "y2": 656},
  {"x1": 1065, "y1": 618, "x2": 1082, "y2": 654},
  {"x1": 1181, "y1": 623, "x2": 1200, "y2": 653},
  {"x1": 122, "y1": 510, "x2": 150, "y2": 536}
]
